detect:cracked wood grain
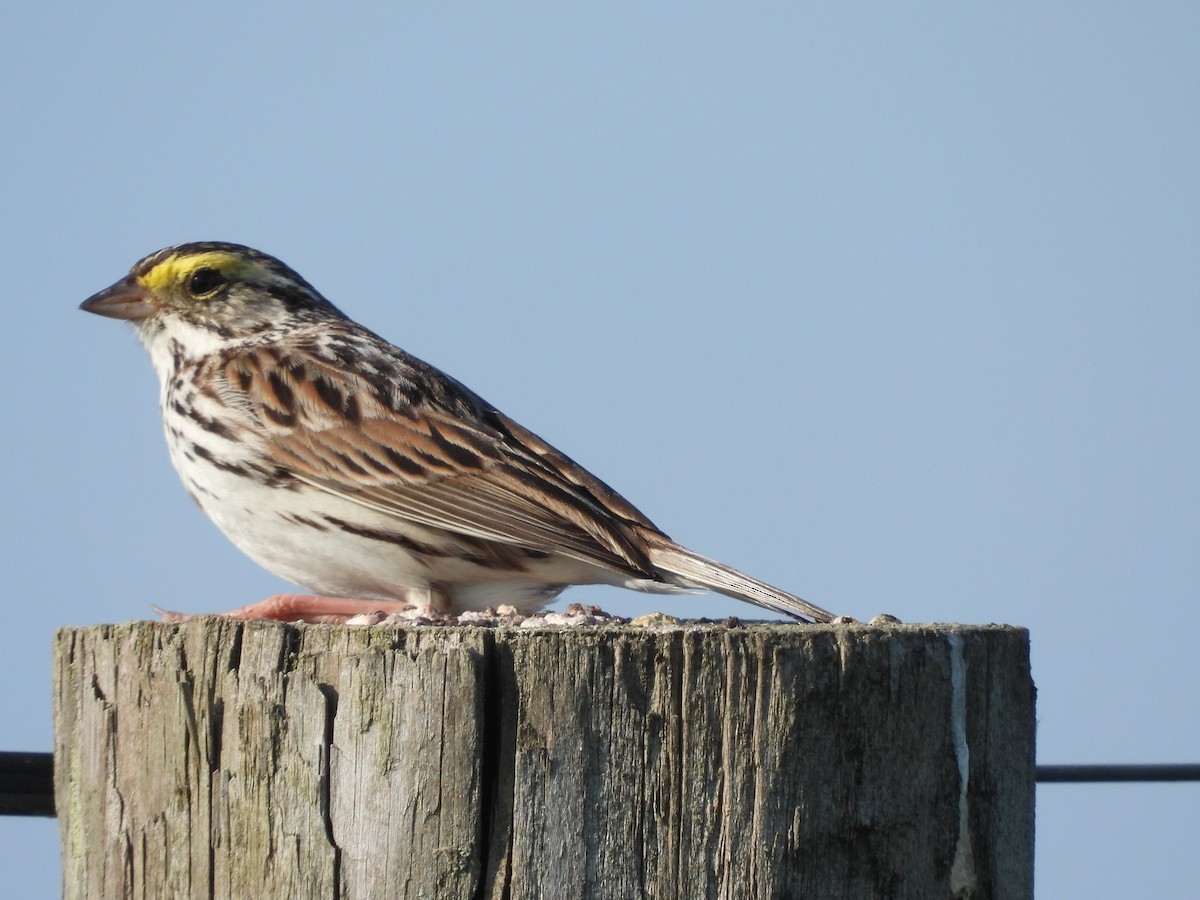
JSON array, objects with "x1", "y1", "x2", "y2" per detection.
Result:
[{"x1": 54, "y1": 622, "x2": 1034, "y2": 899}]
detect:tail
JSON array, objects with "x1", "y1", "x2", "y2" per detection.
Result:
[{"x1": 646, "y1": 542, "x2": 835, "y2": 623}]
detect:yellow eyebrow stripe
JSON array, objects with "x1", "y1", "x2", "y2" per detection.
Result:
[{"x1": 138, "y1": 251, "x2": 255, "y2": 293}]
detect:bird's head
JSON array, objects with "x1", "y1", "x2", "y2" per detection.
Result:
[{"x1": 81, "y1": 243, "x2": 344, "y2": 363}]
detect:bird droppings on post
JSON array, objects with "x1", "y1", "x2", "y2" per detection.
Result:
[{"x1": 948, "y1": 631, "x2": 979, "y2": 896}]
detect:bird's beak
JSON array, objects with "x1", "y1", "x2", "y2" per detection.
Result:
[{"x1": 79, "y1": 275, "x2": 160, "y2": 321}]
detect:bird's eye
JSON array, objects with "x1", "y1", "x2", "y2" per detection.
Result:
[{"x1": 187, "y1": 267, "x2": 227, "y2": 296}]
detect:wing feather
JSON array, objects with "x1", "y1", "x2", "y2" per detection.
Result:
[{"x1": 221, "y1": 344, "x2": 664, "y2": 580}]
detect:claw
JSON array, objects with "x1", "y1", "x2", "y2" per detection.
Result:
[{"x1": 151, "y1": 594, "x2": 424, "y2": 625}]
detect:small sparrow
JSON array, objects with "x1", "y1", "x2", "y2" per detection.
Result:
[{"x1": 81, "y1": 243, "x2": 834, "y2": 624}]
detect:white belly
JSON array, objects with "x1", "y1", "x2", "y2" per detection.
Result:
[{"x1": 166, "y1": 427, "x2": 613, "y2": 611}]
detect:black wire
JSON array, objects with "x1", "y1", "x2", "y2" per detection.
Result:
[
  {"x1": 1036, "y1": 764, "x2": 1200, "y2": 783},
  {"x1": 3, "y1": 752, "x2": 1199, "y2": 818},
  {"x1": 0, "y1": 751, "x2": 54, "y2": 817}
]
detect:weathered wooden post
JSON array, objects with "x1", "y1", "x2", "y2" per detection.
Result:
[{"x1": 54, "y1": 621, "x2": 1034, "y2": 898}]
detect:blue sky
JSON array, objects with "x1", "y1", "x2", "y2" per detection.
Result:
[{"x1": 3, "y1": 3, "x2": 1197, "y2": 895}]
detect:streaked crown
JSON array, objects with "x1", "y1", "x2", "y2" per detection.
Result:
[{"x1": 82, "y1": 242, "x2": 346, "y2": 343}]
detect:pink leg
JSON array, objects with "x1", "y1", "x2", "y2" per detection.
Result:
[{"x1": 154, "y1": 593, "x2": 431, "y2": 625}]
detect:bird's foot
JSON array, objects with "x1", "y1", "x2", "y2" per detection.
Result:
[{"x1": 152, "y1": 593, "x2": 440, "y2": 625}]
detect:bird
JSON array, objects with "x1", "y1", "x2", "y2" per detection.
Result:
[{"x1": 80, "y1": 242, "x2": 835, "y2": 624}]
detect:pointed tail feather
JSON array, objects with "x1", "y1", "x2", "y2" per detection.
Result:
[{"x1": 647, "y1": 543, "x2": 834, "y2": 623}]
